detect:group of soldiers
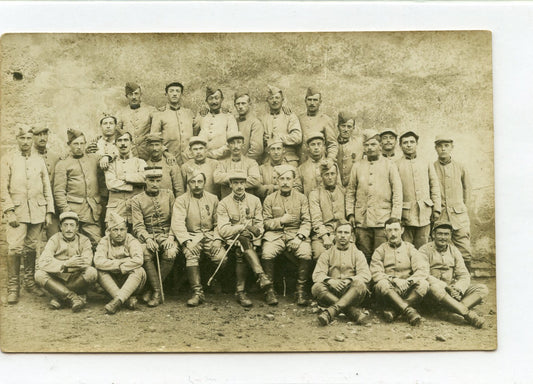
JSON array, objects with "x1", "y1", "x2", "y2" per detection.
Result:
[{"x1": 0, "y1": 81, "x2": 487, "y2": 328}]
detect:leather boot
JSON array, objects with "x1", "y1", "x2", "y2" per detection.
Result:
[
  {"x1": 23, "y1": 250, "x2": 45, "y2": 296},
  {"x1": 124, "y1": 296, "x2": 138, "y2": 310},
  {"x1": 295, "y1": 259, "x2": 311, "y2": 306},
  {"x1": 186, "y1": 266, "x2": 205, "y2": 307},
  {"x1": 144, "y1": 259, "x2": 162, "y2": 307},
  {"x1": 403, "y1": 306, "x2": 423, "y2": 326},
  {"x1": 235, "y1": 262, "x2": 248, "y2": 295},
  {"x1": 44, "y1": 279, "x2": 85, "y2": 312},
  {"x1": 440, "y1": 293, "x2": 469, "y2": 316},
  {"x1": 67, "y1": 274, "x2": 90, "y2": 295},
  {"x1": 404, "y1": 289, "x2": 423, "y2": 308},
  {"x1": 105, "y1": 297, "x2": 122, "y2": 314},
  {"x1": 382, "y1": 288, "x2": 409, "y2": 322},
  {"x1": 7, "y1": 253, "x2": 21, "y2": 304},
  {"x1": 242, "y1": 249, "x2": 272, "y2": 289},
  {"x1": 335, "y1": 284, "x2": 368, "y2": 324},
  {"x1": 142, "y1": 290, "x2": 153, "y2": 303},
  {"x1": 316, "y1": 290, "x2": 339, "y2": 307},
  {"x1": 261, "y1": 259, "x2": 278, "y2": 306},
  {"x1": 318, "y1": 304, "x2": 340, "y2": 326},
  {"x1": 159, "y1": 258, "x2": 175, "y2": 284},
  {"x1": 461, "y1": 293, "x2": 484, "y2": 310},
  {"x1": 147, "y1": 291, "x2": 162, "y2": 307},
  {"x1": 460, "y1": 293, "x2": 485, "y2": 328},
  {"x1": 236, "y1": 290, "x2": 253, "y2": 307}
]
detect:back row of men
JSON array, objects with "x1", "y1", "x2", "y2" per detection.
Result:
[{"x1": 1, "y1": 81, "x2": 478, "y2": 326}]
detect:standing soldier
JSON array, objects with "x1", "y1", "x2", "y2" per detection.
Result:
[
  {"x1": 433, "y1": 135, "x2": 473, "y2": 271},
  {"x1": 261, "y1": 85, "x2": 302, "y2": 167},
  {"x1": 396, "y1": 130, "x2": 441, "y2": 249},
  {"x1": 116, "y1": 82, "x2": 157, "y2": 161},
  {"x1": 345, "y1": 129, "x2": 403, "y2": 263},
  {"x1": 312, "y1": 221, "x2": 371, "y2": 326},
  {"x1": 336, "y1": 112, "x2": 362, "y2": 188},
  {"x1": 213, "y1": 132, "x2": 261, "y2": 198},
  {"x1": 105, "y1": 131, "x2": 146, "y2": 227},
  {"x1": 298, "y1": 87, "x2": 338, "y2": 165},
  {"x1": 35, "y1": 212, "x2": 97, "y2": 312},
  {"x1": 309, "y1": 163, "x2": 345, "y2": 261},
  {"x1": 31, "y1": 126, "x2": 62, "y2": 238},
  {"x1": 380, "y1": 128, "x2": 400, "y2": 160},
  {"x1": 94, "y1": 212, "x2": 146, "y2": 314},
  {"x1": 196, "y1": 86, "x2": 239, "y2": 160},
  {"x1": 262, "y1": 165, "x2": 312, "y2": 307},
  {"x1": 131, "y1": 166, "x2": 178, "y2": 307},
  {"x1": 54, "y1": 129, "x2": 102, "y2": 250},
  {"x1": 370, "y1": 218, "x2": 429, "y2": 326},
  {"x1": 93, "y1": 113, "x2": 119, "y2": 165},
  {"x1": 1, "y1": 126, "x2": 53, "y2": 303},
  {"x1": 145, "y1": 133, "x2": 185, "y2": 197},
  {"x1": 171, "y1": 170, "x2": 224, "y2": 307},
  {"x1": 150, "y1": 81, "x2": 194, "y2": 165},
  {"x1": 233, "y1": 89, "x2": 264, "y2": 163},
  {"x1": 181, "y1": 136, "x2": 219, "y2": 196},
  {"x1": 217, "y1": 170, "x2": 272, "y2": 307},
  {"x1": 420, "y1": 221, "x2": 487, "y2": 328}
]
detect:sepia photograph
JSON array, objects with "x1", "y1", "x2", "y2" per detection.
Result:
[{"x1": 0, "y1": 31, "x2": 496, "y2": 353}]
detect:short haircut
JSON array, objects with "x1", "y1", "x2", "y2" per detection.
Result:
[
  {"x1": 100, "y1": 115, "x2": 117, "y2": 125},
  {"x1": 384, "y1": 217, "x2": 402, "y2": 227},
  {"x1": 335, "y1": 220, "x2": 353, "y2": 232},
  {"x1": 165, "y1": 82, "x2": 184, "y2": 93},
  {"x1": 115, "y1": 131, "x2": 132, "y2": 142},
  {"x1": 400, "y1": 132, "x2": 419, "y2": 143},
  {"x1": 188, "y1": 172, "x2": 207, "y2": 183}
]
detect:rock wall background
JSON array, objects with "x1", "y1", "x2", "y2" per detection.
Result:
[{"x1": 0, "y1": 32, "x2": 495, "y2": 273}]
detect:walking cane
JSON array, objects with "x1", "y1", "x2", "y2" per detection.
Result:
[
  {"x1": 207, "y1": 218, "x2": 252, "y2": 286},
  {"x1": 150, "y1": 217, "x2": 165, "y2": 303}
]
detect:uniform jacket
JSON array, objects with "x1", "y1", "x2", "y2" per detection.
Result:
[
  {"x1": 213, "y1": 156, "x2": 261, "y2": 198},
  {"x1": 298, "y1": 157, "x2": 342, "y2": 197},
  {"x1": 150, "y1": 104, "x2": 195, "y2": 163},
  {"x1": 35, "y1": 148, "x2": 61, "y2": 184},
  {"x1": 345, "y1": 156, "x2": 402, "y2": 228},
  {"x1": 54, "y1": 153, "x2": 101, "y2": 223},
  {"x1": 237, "y1": 112, "x2": 264, "y2": 162},
  {"x1": 257, "y1": 160, "x2": 303, "y2": 199},
  {"x1": 312, "y1": 243, "x2": 371, "y2": 285},
  {"x1": 171, "y1": 190, "x2": 221, "y2": 245},
  {"x1": 146, "y1": 157, "x2": 185, "y2": 197},
  {"x1": 396, "y1": 156, "x2": 441, "y2": 227},
  {"x1": 94, "y1": 233, "x2": 143, "y2": 274},
  {"x1": 370, "y1": 241, "x2": 429, "y2": 284},
  {"x1": 37, "y1": 232, "x2": 93, "y2": 274},
  {"x1": 217, "y1": 193, "x2": 264, "y2": 245},
  {"x1": 96, "y1": 137, "x2": 119, "y2": 160},
  {"x1": 131, "y1": 189, "x2": 175, "y2": 240},
  {"x1": 261, "y1": 112, "x2": 302, "y2": 163},
  {"x1": 298, "y1": 113, "x2": 338, "y2": 162},
  {"x1": 419, "y1": 241, "x2": 470, "y2": 294},
  {"x1": 263, "y1": 190, "x2": 311, "y2": 242},
  {"x1": 196, "y1": 112, "x2": 239, "y2": 159},
  {"x1": 337, "y1": 137, "x2": 362, "y2": 187},
  {"x1": 117, "y1": 104, "x2": 156, "y2": 147},
  {"x1": 433, "y1": 159, "x2": 471, "y2": 230},
  {"x1": 308, "y1": 186, "x2": 345, "y2": 239},
  {"x1": 0, "y1": 151, "x2": 54, "y2": 223},
  {"x1": 181, "y1": 158, "x2": 219, "y2": 197}
]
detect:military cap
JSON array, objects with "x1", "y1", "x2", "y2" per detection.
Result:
[
  {"x1": 433, "y1": 220, "x2": 453, "y2": 232},
  {"x1": 59, "y1": 211, "x2": 79, "y2": 223},
  {"x1": 16, "y1": 125, "x2": 33, "y2": 137},
  {"x1": 319, "y1": 162, "x2": 338, "y2": 175},
  {"x1": 306, "y1": 131, "x2": 325, "y2": 144},
  {"x1": 206, "y1": 86, "x2": 223, "y2": 100},
  {"x1": 30, "y1": 126, "x2": 49, "y2": 135},
  {"x1": 434, "y1": 134, "x2": 453, "y2": 144},
  {"x1": 399, "y1": 129, "x2": 419, "y2": 142},
  {"x1": 115, "y1": 130, "x2": 133, "y2": 142},
  {"x1": 335, "y1": 219, "x2": 353, "y2": 231},
  {"x1": 234, "y1": 88, "x2": 250, "y2": 101},
  {"x1": 226, "y1": 131, "x2": 245, "y2": 143},
  {"x1": 267, "y1": 85, "x2": 283, "y2": 96},
  {"x1": 337, "y1": 111, "x2": 356, "y2": 126},
  {"x1": 305, "y1": 87, "x2": 321, "y2": 97},
  {"x1": 186, "y1": 169, "x2": 206, "y2": 182},
  {"x1": 379, "y1": 128, "x2": 397, "y2": 137},
  {"x1": 362, "y1": 129, "x2": 381, "y2": 143},
  {"x1": 267, "y1": 135, "x2": 284, "y2": 148},
  {"x1": 125, "y1": 82, "x2": 141, "y2": 95},
  {"x1": 228, "y1": 169, "x2": 248, "y2": 182},
  {"x1": 165, "y1": 81, "x2": 184, "y2": 93},
  {"x1": 274, "y1": 164, "x2": 296, "y2": 178},
  {"x1": 188, "y1": 136, "x2": 207, "y2": 147},
  {"x1": 67, "y1": 128, "x2": 85, "y2": 144},
  {"x1": 107, "y1": 211, "x2": 126, "y2": 230},
  {"x1": 144, "y1": 166, "x2": 163, "y2": 178},
  {"x1": 100, "y1": 112, "x2": 117, "y2": 125},
  {"x1": 145, "y1": 133, "x2": 164, "y2": 143}
]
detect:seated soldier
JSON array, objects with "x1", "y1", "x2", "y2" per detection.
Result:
[
  {"x1": 312, "y1": 221, "x2": 371, "y2": 326},
  {"x1": 131, "y1": 166, "x2": 178, "y2": 307},
  {"x1": 370, "y1": 217, "x2": 430, "y2": 326},
  {"x1": 171, "y1": 170, "x2": 224, "y2": 307},
  {"x1": 35, "y1": 212, "x2": 97, "y2": 312},
  {"x1": 217, "y1": 169, "x2": 272, "y2": 307},
  {"x1": 420, "y1": 221, "x2": 488, "y2": 328},
  {"x1": 262, "y1": 164, "x2": 312, "y2": 307},
  {"x1": 94, "y1": 212, "x2": 146, "y2": 314}
]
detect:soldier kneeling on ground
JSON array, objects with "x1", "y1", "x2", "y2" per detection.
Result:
[{"x1": 35, "y1": 212, "x2": 98, "y2": 312}]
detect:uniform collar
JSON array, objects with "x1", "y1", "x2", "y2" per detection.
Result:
[
  {"x1": 439, "y1": 157, "x2": 452, "y2": 165},
  {"x1": 404, "y1": 153, "x2": 417, "y2": 160},
  {"x1": 233, "y1": 193, "x2": 246, "y2": 202},
  {"x1": 337, "y1": 136, "x2": 349, "y2": 145},
  {"x1": 367, "y1": 154, "x2": 380, "y2": 162},
  {"x1": 280, "y1": 190, "x2": 291, "y2": 197},
  {"x1": 168, "y1": 103, "x2": 181, "y2": 111}
]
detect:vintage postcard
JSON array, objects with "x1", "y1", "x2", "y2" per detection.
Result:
[{"x1": 0, "y1": 32, "x2": 495, "y2": 352}]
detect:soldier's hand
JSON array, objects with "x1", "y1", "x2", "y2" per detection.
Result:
[
  {"x1": 245, "y1": 225, "x2": 261, "y2": 238},
  {"x1": 287, "y1": 237, "x2": 302, "y2": 251},
  {"x1": 393, "y1": 278, "x2": 410, "y2": 294},
  {"x1": 211, "y1": 240, "x2": 223, "y2": 256},
  {"x1": 162, "y1": 237, "x2": 175, "y2": 250},
  {"x1": 99, "y1": 156, "x2": 110, "y2": 170},
  {"x1": 199, "y1": 106, "x2": 209, "y2": 117},
  {"x1": 45, "y1": 213, "x2": 53, "y2": 227},
  {"x1": 146, "y1": 238, "x2": 158, "y2": 253},
  {"x1": 347, "y1": 215, "x2": 356, "y2": 228},
  {"x1": 86, "y1": 142, "x2": 98, "y2": 154},
  {"x1": 431, "y1": 210, "x2": 441, "y2": 222},
  {"x1": 163, "y1": 151, "x2": 177, "y2": 166},
  {"x1": 280, "y1": 213, "x2": 297, "y2": 225},
  {"x1": 185, "y1": 241, "x2": 201, "y2": 257},
  {"x1": 327, "y1": 278, "x2": 344, "y2": 294},
  {"x1": 64, "y1": 256, "x2": 85, "y2": 269},
  {"x1": 446, "y1": 285, "x2": 462, "y2": 301},
  {"x1": 7, "y1": 211, "x2": 19, "y2": 228},
  {"x1": 322, "y1": 234, "x2": 333, "y2": 250}
]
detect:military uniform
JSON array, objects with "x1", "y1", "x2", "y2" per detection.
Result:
[
  {"x1": 196, "y1": 112, "x2": 239, "y2": 159},
  {"x1": 145, "y1": 157, "x2": 185, "y2": 197},
  {"x1": 54, "y1": 153, "x2": 102, "y2": 248},
  {"x1": 150, "y1": 104, "x2": 195, "y2": 164},
  {"x1": 298, "y1": 157, "x2": 342, "y2": 198},
  {"x1": 116, "y1": 103, "x2": 156, "y2": 161},
  {"x1": 237, "y1": 112, "x2": 264, "y2": 162},
  {"x1": 213, "y1": 155, "x2": 261, "y2": 198},
  {"x1": 257, "y1": 159, "x2": 303, "y2": 200},
  {"x1": 298, "y1": 112, "x2": 338, "y2": 164},
  {"x1": 181, "y1": 158, "x2": 219, "y2": 197},
  {"x1": 261, "y1": 111, "x2": 302, "y2": 167},
  {"x1": 337, "y1": 136, "x2": 362, "y2": 187}
]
